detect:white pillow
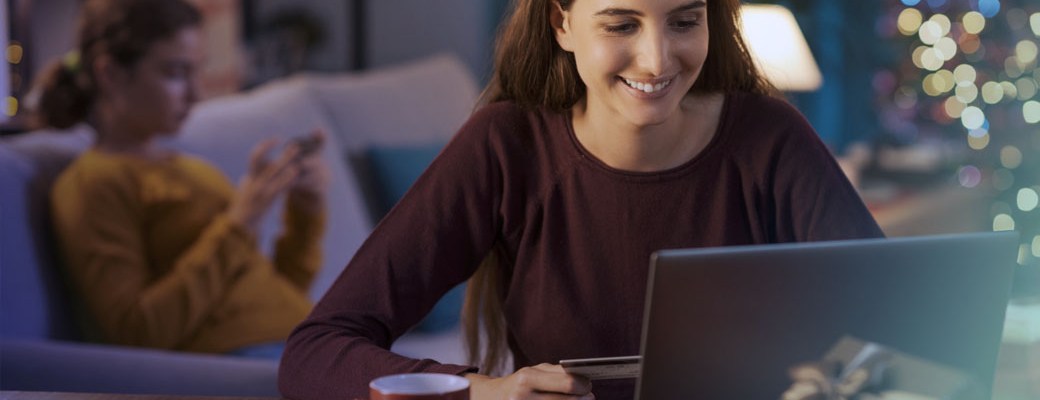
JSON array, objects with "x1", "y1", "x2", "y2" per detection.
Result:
[
  {"x1": 302, "y1": 53, "x2": 480, "y2": 153},
  {"x1": 175, "y1": 77, "x2": 370, "y2": 301}
]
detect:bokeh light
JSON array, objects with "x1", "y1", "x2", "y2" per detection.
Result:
[
  {"x1": 961, "y1": 106, "x2": 986, "y2": 129},
  {"x1": 922, "y1": 48, "x2": 945, "y2": 71},
  {"x1": 958, "y1": 165, "x2": 982, "y2": 188},
  {"x1": 895, "y1": 86, "x2": 919, "y2": 110},
  {"x1": 1031, "y1": 12, "x2": 1040, "y2": 36},
  {"x1": 1033, "y1": 235, "x2": 1040, "y2": 258},
  {"x1": 5, "y1": 43, "x2": 22, "y2": 64},
  {"x1": 993, "y1": 169, "x2": 1015, "y2": 191},
  {"x1": 1001, "y1": 146, "x2": 1023, "y2": 169},
  {"x1": 1008, "y1": 8, "x2": 1029, "y2": 31},
  {"x1": 1002, "y1": 81, "x2": 1019, "y2": 98},
  {"x1": 960, "y1": 34, "x2": 982, "y2": 54},
  {"x1": 925, "y1": 70, "x2": 957, "y2": 96},
  {"x1": 1019, "y1": 187, "x2": 1040, "y2": 211},
  {"x1": 930, "y1": 14, "x2": 952, "y2": 36},
  {"x1": 901, "y1": 0, "x2": 921, "y2": 6},
  {"x1": 956, "y1": 84, "x2": 979, "y2": 103},
  {"x1": 898, "y1": 8, "x2": 924, "y2": 36},
  {"x1": 1025, "y1": 100, "x2": 1040, "y2": 123},
  {"x1": 1017, "y1": 40, "x2": 1038, "y2": 64},
  {"x1": 982, "y1": 81, "x2": 1004, "y2": 103},
  {"x1": 936, "y1": 37, "x2": 958, "y2": 61},
  {"x1": 994, "y1": 213, "x2": 1016, "y2": 232},
  {"x1": 1006, "y1": 56, "x2": 1025, "y2": 78},
  {"x1": 3, "y1": 97, "x2": 17, "y2": 117},
  {"x1": 919, "y1": 20, "x2": 944, "y2": 45},
  {"x1": 963, "y1": 11, "x2": 986, "y2": 34},
  {"x1": 945, "y1": 96, "x2": 967, "y2": 117},
  {"x1": 1017, "y1": 77, "x2": 1038, "y2": 100},
  {"x1": 954, "y1": 64, "x2": 977, "y2": 85},
  {"x1": 977, "y1": 0, "x2": 1001, "y2": 19},
  {"x1": 912, "y1": 46, "x2": 929, "y2": 69},
  {"x1": 968, "y1": 131, "x2": 990, "y2": 150},
  {"x1": 937, "y1": 69, "x2": 956, "y2": 90}
]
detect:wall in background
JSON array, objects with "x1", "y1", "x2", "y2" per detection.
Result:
[
  {"x1": 368, "y1": 0, "x2": 493, "y2": 81},
  {"x1": 245, "y1": 0, "x2": 495, "y2": 84},
  {"x1": 190, "y1": 0, "x2": 244, "y2": 98},
  {"x1": 28, "y1": 0, "x2": 78, "y2": 83},
  {"x1": 248, "y1": 0, "x2": 351, "y2": 73}
]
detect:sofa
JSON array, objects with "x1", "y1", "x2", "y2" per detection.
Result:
[{"x1": 0, "y1": 54, "x2": 478, "y2": 396}]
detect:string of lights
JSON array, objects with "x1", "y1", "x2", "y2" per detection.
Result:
[{"x1": 879, "y1": 0, "x2": 1039, "y2": 295}]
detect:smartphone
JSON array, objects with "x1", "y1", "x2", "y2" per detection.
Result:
[{"x1": 290, "y1": 135, "x2": 321, "y2": 158}]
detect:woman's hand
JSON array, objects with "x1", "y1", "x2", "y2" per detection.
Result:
[
  {"x1": 465, "y1": 364, "x2": 594, "y2": 400},
  {"x1": 286, "y1": 130, "x2": 329, "y2": 215},
  {"x1": 227, "y1": 138, "x2": 302, "y2": 235}
]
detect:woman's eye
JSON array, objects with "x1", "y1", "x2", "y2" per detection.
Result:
[
  {"x1": 671, "y1": 19, "x2": 700, "y2": 31},
  {"x1": 605, "y1": 23, "x2": 637, "y2": 34}
]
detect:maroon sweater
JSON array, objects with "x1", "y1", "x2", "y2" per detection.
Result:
[{"x1": 279, "y1": 92, "x2": 883, "y2": 399}]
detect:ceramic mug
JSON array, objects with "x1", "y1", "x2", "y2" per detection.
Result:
[{"x1": 369, "y1": 373, "x2": 470, "y2": 400}]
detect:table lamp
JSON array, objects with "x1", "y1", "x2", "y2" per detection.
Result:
[{"x1": 740, "y1": 4, "x2": 823, "y2": 92}]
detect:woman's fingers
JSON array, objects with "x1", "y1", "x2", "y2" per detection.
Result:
[
  {"x1": 248, "y1": 138, "x2": 279, "y2": 175},
  {"x1": 515, "y1": 364, "x2": 593, "y2": 397}
]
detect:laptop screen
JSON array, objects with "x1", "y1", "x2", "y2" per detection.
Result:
[{"x1": 636, "y1": 232, "x2": 1018, "y2": 399}]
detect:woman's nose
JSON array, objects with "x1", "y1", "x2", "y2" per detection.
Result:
[{"x1": 635, "y1": 28, "x2": 670, "y2": 76}]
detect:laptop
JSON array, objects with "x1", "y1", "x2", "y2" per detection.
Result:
[{"x1": 635, "y1": 232, "x2": 1019, "y2": 399}]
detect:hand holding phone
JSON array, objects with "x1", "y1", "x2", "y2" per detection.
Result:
[{"x1": 290, "y1": 134, "x2": 322, "y2": 159}]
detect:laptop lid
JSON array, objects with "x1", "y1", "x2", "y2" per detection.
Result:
[{"x1": 635, "y1": 232, "x2": 1018, "y2": 399}]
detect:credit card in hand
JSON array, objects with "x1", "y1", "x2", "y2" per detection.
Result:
[{"x1": 560, "y1": 355, "x2": 641, "y2": 380}]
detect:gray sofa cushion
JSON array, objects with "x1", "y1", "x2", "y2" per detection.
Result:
[{"x1": 0, "y1": 127, "x2": 92, "y2": 340}]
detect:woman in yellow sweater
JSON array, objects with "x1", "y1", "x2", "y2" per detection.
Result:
[{"x1": 33, "y1": 0, "x2": 327, "y2": 359}]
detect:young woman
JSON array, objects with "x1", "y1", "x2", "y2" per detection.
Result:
[
  {"x1": 38, "y1": 0, "x2": 328, "y2": 359},
  {"x1": 278, "y1": 0, "x2": 882, "y2": 398}
]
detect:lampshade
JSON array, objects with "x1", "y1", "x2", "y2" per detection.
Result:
[{"x1": 740, "y1": 4, "x2": 823, "y2": 92}]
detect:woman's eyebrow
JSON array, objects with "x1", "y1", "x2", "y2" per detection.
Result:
[{"x1": 594, "y1": 1, "x2": 707, "y2": 18}]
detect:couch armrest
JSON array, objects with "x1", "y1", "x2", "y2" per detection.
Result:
[{"x1": 0, "y1": 339, "x2": 278, "y2": 397}]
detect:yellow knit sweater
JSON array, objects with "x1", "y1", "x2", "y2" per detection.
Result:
[{"x1": 51, "y1": 149, "x2": 324, "y2": 353}]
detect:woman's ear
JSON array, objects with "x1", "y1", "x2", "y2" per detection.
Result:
[
  {"x1": 92, "y1": 54, "x2": 124, "y2": 97},
  {"x1": 551, "y1": 1, "x2": 574, "y2": 52}
]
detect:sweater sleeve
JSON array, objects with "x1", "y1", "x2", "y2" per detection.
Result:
[
  {"x1": 278, "y1": 107, "x2": 510, "y2": 400},
  {"x1": 51, "y1": 165, "x2": 259, "y2": 350},
  {"x1": 272, "y1": 202, "x2": 326, "y2": 291},
  {"x1": 766, "y1": 102, "x2": 885, "y2": 242}
]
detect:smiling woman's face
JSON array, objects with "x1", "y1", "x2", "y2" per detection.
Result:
[{"x1": 553, "y1": 0, "x2": 710, "y2": 128}]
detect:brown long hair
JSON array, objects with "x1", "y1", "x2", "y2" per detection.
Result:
[
  {"x1": 464, "y1": 0, "x2": 777, "y2": 374},
  {"x1": 31, "y1": 0, "x2": 201, "y2": 129}
]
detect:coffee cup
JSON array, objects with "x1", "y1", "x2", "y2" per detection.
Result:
[{"x1": 369, "y1": 373, "x2": 470, "y2": 400}]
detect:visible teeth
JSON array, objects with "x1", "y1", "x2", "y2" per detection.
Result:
[{"x1": 624, "y1": 78, "x2": 671, "y2": 94}]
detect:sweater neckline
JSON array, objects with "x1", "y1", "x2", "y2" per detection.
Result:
[
  {"x1": 563, "y1": 92, "x2": 734, "y2": 181},
  {"x1": 85, "y1": 147, "x2": 183, "y2": 166}
]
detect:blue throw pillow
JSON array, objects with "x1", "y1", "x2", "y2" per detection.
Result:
[
  {"x1": 366, "y1": 143, "x2": 465, "y2": 333},
  {"x1": 366, "y1": 144, "x2": 444, "y2": 214}
]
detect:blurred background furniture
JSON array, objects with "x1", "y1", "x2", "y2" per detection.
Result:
[{"x1": 0, "y1": 54, "x2": 477, "y2": 395}]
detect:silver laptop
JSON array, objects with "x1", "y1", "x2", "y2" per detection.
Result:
[{"x1": 636, "y1": 232, "x2": 1019, "y2": 399}]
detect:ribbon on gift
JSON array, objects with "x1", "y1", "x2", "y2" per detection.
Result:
[{"x1": 781, "y1": 342, "x2": 893, "y2": 400}]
